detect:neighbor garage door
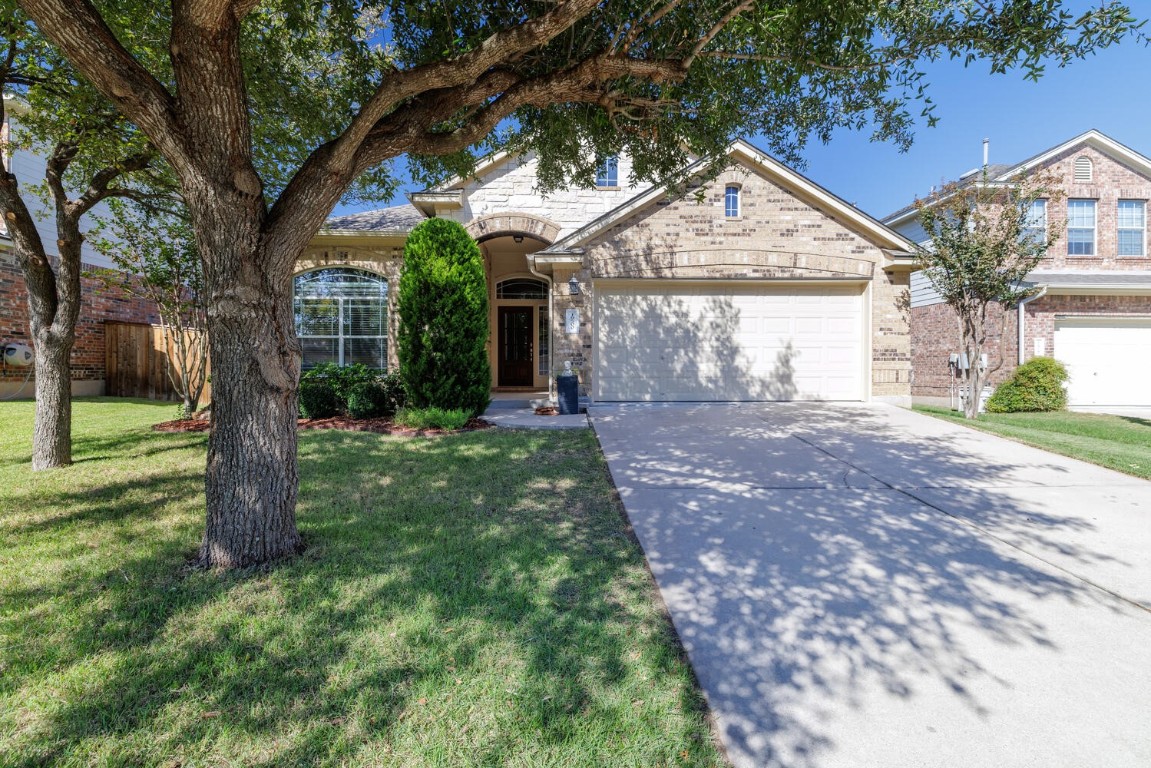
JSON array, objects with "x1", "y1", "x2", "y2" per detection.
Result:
[
  {"x1": 1054, "y1": 317, "x2": 1151, "y2": 406},
  {"x1": 594, "y1": 281, "x2": 866, "y2": 401}
]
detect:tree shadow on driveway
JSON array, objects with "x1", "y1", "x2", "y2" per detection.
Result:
[{"x1": 591, "y1": 402, "x2": 1151, "y2": 768}]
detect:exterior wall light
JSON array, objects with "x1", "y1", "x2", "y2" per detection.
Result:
[
  {"x1": 513, "y1": 234, "x2": 524, "y2": 244},
  {"x1": 568, "y1": 275, "x2": 580, "y2": 295}
]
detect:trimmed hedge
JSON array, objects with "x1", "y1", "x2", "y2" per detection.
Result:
[
  {"x1": 346, "y1": 376, "x2": 406, "y2": 419},
  {"x1": 986, "y1": 356, "x2": 1069, "y2": 413},
  {"x1": 298, "y1": 379, "x2": 341, "y2": 419},
  {"x1": 397, "y1": 219, "x2": 491, "y2": 417},
  {"x1": 298, "y1": 364, "x2": 404, "y2": 419}
]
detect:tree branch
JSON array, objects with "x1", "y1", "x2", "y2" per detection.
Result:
[{"x1": 16, "y1": 0, "x2": 184, "y2": 163}]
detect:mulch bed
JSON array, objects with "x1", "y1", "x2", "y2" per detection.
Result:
[{"x1": 153, "y1": 416, "x2": 495, "y2": 436}]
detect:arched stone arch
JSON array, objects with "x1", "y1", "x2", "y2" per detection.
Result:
[{"x1": 465, "y1": 212, "x2": 561, "y2": 244}]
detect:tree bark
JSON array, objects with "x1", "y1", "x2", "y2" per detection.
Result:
[
  {"x1": 193, "y1": 194, "x2": 302, "y2": 568},
  {"x1": 30, "y1": 323, "x2": 73, "y2": 468}
]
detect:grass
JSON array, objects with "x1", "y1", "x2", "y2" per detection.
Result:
[
  {"x1": 915, "y1": 405, "x2": 1151, "y2": 480},
  {"x1": 0, "y1": 398, "x2": 721, "y2": 767}
]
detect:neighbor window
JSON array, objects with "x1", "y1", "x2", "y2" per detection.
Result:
[
  {"x1": 595, "y1": 155, "x2": 618, "y2": 187},
  {"x1": 1021, "y1": 199, "x2": 1047, "y2": 244},
  {"x1": 725, "y1": 185, "x2": 741, "y2": 218},
  {"x1": 1118, "y1": 200, "x2": 1146, "y2": 256},
  {"x1": 293, "y1": 268, "x2": 388, "y2": 370},
  {"x1": 1067, "y1": 199, "x2": 1096, "y2": 256}
]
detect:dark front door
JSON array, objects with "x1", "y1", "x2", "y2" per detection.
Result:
[{"x1": 498, "y1": 306, "x2": 534, "y2": 386}]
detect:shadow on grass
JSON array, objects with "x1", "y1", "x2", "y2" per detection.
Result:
[{"x1": 2, "y1": 427, "x2": 712, "y2": 765}]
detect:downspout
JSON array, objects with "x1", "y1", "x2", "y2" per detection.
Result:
[
  {"x1": 527, "y1": 253, "x2": 555, "y2": 402},
  {"x1": 1017, "y1": 286, "x2": 1048, "y2": 365}
]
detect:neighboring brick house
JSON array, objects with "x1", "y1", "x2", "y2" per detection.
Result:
[
  {"x1": 884, "y1": 130, "x2": 1151, "y2": 409},
  {"x1": 1, "y1": 96, "x2": 158, "y2": 398},
  {"x1": 299, "y1": 140, "x2": 917, "y2": 404}
]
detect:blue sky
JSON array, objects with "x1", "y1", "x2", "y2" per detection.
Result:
[{"x1": 335, "y1": 32, "x2": 1151, "y2": 223}]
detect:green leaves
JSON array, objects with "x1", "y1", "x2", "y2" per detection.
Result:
[{"x1": 397, "y1": 218, "x2": 490, "y2": 417}]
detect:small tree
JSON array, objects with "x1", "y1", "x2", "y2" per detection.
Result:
[
  {"x1": 398, "y1": 219, "x2": 490, "y2": 417},
  {"x1": 91, "y1": 201, "x2": 208, "y2": 418},
  {"x1": 916, "y1": 171, "x2": 1060, "y2": 419}
]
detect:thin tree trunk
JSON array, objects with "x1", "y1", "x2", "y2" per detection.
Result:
[{"x1": 30, "y1": 326, "x2": 72, "y2": 468}]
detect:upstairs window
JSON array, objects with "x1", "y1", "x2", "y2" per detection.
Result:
[
  {"x1": 1067, "y1": 200, "x2": 1096, "y2": 256},
  {"x1": 1073, "y1": 155, "x2": 1093, "y2": 183},
  {"x1": 595, "y1": 156, "x2": 618, "y2": 188},
  {"x1": 725, "y1": 185, "x2": 741, "y2": 218},
  {"x1": 1021, "y1": 199, "x2": 1047, "y2": 244},
  {"x1": 1118, "y1": 200, "x2": 1146, "y2": 256}
]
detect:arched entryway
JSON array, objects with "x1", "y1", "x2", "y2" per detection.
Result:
[{"x1": 465, "y1": 213, "x2": 559, "y2": 391}]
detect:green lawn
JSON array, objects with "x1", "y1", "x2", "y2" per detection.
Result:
[
  {"x1": 0, "y1": 399, "x2": 721, "y2": 767},
  {"x1": 915, "y1": 406, "x2": 1151, "y2": 480}
]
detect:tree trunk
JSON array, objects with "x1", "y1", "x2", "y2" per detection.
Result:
[
  {"x1": 194, "y1": 202, "x2": 302, "y2": 568},
  {"x1": 30, "y1": 327, "x2": 73, "y2": 469}
]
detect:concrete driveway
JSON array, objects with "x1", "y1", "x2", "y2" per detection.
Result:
[{"x1": 589, "y1": 402, "x2": 1151, "y2": 768}]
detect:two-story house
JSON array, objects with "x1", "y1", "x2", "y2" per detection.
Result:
[
  {"x1": 884, "y1": 130, "x2": 1151, "y2": 409},
  {"x1": 296, "y1": 140, "x2": 918, "y2": 405}
]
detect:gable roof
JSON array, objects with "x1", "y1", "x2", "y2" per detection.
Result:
[
  {"x1": 321, "y1": 203, "x2": 425, "y2": 235},
  {"x1": 883, "y1": 129, "x2": 1151, "y2": 226},
  {"x1": 537, "y1": 138, "x2": 916, "y2": 259}
]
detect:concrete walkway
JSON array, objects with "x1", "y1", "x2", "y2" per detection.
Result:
[{"x1": 590, "y1": 402, "x2": 1151, "y2": 768}]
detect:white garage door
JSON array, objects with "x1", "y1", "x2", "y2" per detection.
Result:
[
  {"x1": 594, "y1": 281, "x2": 866, "y2": 401},
  {"x1": 1054, "y1": 317, "x2": 1151, "y2": 406}
]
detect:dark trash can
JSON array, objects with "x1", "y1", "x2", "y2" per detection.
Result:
[{"x1": 556, "y1": 375, "x2": 579, "y2": 415}]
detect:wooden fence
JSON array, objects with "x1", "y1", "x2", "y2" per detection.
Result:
[{"x1": 105, "y1": 321, "x2": 211, "y2": 405}]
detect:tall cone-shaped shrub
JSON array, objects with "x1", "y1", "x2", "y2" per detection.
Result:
[{"x1": 398, "y1": 219, "x2": 491, "y2": 416}]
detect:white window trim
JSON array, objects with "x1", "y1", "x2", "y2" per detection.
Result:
[
  {"x1": 724, "y1": 184, "x2": 742, "y2": 219},
  {"x1": 595, "y1": 156, "x2": 619, "y2": 189},
  {"x1": 1067, "y1": 199, "x2": 1097, "y2": 257},
  {"x1": 1117, "y1": 199, "x2": 1146, "y2": 257}
]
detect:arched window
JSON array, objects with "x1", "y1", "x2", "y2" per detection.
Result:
[
  {"x1": 1073, "y1": 156, "x2": 1093, "y2": 183},
  {"x1": 496, "y1": 277, "x2": 548, "y2": 299},
  {"x1": 293, "y1": 268, "x2": 388, "y2": 370},
  {"x1": 725, "y1": 185, "x2": 741, "y2": 218}
]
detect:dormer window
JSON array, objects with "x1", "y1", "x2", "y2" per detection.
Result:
[
  {"x1": 725, "y1": 185, "x2": 741, "y2": 218},
  {"x1": 595, "y1": 156, "x2": 618, "y2": 188},
  {"x1": 1073, "y1": 155, "x2": 1093, "y2": 183}
]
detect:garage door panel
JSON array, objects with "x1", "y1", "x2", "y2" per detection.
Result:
[
  {"x1": 595, "y1": 282, "x2": 865, "y2": 402},
  {"x1": 1055, "y1": 318, "x2": 1151, "y2": 406}
]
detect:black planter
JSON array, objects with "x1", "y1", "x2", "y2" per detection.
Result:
[{"x1": 556, "y1": 375, "x2": 579, "y2": 415}]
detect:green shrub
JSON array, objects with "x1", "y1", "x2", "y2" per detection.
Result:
[
  {"x1": 397, "y1": 219, "x2": 491, "y2": 417},
  {"x1": 394, "y1": 407, "x2": 471, "y2": 431},
  {"x1": 377, "y1": 372, "x2": 406, "y2": 414},
  {"x1": 346, "y1": 376, "x2": 406, "y2": 419},
  {"x1": 301, "y1": 362, "x2": 381, "y2": 402},
  {"x1": 298, "y1": 378, "x2": 341, "y2": 418},
  {"x1": 986, "y1": 356, "x2": 1070, "y2": 413}
]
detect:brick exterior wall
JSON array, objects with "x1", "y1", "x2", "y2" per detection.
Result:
[
  {"x1": 567, "y1": 164, "x2": 911, "y2": 400},
  {"x1": 908, "y1": 139, "x2": 1151, "y2": 403},
  {"x1": 0, "y1": 250, "x2": 158, "y2": 391}
]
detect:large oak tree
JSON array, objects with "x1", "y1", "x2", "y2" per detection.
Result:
[{"x1": 15, "y1": 0, "x2": 1139, "y2": 567}]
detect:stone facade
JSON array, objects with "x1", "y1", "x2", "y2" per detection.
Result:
[{"x1": 442, "y1": 153, "x2": 653, "y2": 238}]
